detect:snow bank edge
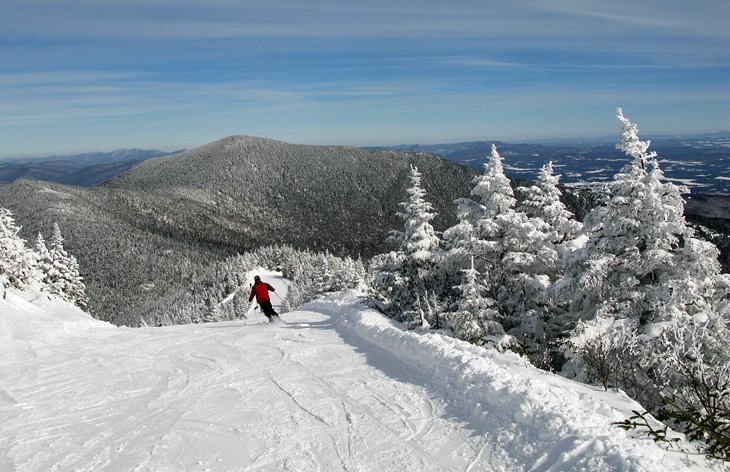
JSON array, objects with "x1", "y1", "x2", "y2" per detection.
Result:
[{"x1": 307, "y1": 291, "x2": 725, "y2": 472}]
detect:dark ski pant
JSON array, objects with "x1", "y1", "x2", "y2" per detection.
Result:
[{"x1": 260, "y1": 301, "x2": 279, "y2": 321}]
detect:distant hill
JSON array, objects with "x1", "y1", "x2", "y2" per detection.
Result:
[
  {"x1": 101, "y1": 136, "x2": 479, "y2": 256},
  {"x1": 0, "y1": 136, "x2": 478, "y2": 325},
  {"x1": 0, "y1": 149, "x2": 183, "y2": 186},
  {"x1": 372, "y1": 133, "x2": 730, "y2": 195}
]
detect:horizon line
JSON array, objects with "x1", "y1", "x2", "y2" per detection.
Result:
[{"x1": 3, "y1": 129, "x2": 729, "y2": 161}]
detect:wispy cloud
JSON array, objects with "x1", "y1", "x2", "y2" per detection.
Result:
[
  {"x1": 0, "y1": 71, "x2": 151, "y2": 86},
  {"x1": 1, "y1": 0, "x2": 728, "y2": 156},
  {"x1": 445, "y1": 57, "x2": 528, "y2": 69},
  {"x1": 535, "y1": 0, "x2": 730, "y2": 39},
  {"x1": 4, "y1": 1, "x2": 727, "y2": 41}
]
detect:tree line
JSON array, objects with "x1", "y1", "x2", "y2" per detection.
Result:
[{"x1": 135, "y1": 245, "x2": 365, "y2": 327}]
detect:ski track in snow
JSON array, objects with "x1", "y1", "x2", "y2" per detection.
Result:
[
  {"x1": 0, "y1": 277, "x2": 500, "y2": 471},
  {"x1": 1, "y1": 276, "x2": 727, "y2": 472}
]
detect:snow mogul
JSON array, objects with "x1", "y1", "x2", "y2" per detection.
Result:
[{"x1": 249, "y1": 275, "x2": 280, "y2": 322}]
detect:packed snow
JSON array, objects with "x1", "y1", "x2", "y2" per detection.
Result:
[{"x1": 1, "y1": 272, "x2": 727, "y2": 471}]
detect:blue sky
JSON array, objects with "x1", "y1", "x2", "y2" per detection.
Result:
[{"x1": 1, "y1": 0, "x2": 728, "y2": 157}]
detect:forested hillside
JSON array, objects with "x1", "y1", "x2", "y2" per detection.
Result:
[{"x1": 102, "y1": 136, "x2": 478, "y2": 256}]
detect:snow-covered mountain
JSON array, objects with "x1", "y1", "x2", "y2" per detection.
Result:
[{"x1": 2, "y1": 279, "x2": 725, "y2": 471}]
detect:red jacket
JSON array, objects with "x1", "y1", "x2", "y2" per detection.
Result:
[{"x1": 249, "y1": 281, "x2": 275, "y2": 303}]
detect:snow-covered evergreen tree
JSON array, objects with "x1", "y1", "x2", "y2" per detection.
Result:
[
  {"x1": 339, "y1": 256, "x2": 366, "y2": 291},
  {"x1": 203, "y1": 298, "x2": 223, "y2": 323},
  {"x1": 448, "y1": 257, "x2": 508, "y2": 348},
  {"x1": 0, "y1": 207, "x2": 40, "y2": 291},
  {"x1": 311, "y1": 253, "x2": 331, "y2": 294},
  {"x1": 559, "y1": 108, "x2": 728, "y2": 329},
  {"x1": 389, "y1": 165, "x2": 440, "y2": 264},
  {"x1": 34, "y1": 232, "x2": 56, "y2": 292},
  {"x1": 442, "y1": 145, "x2": 556, "y2": 343},
  {"x1": 48, "y1": 223, "x2": 89, "y2": 311},
  {"x1": 369, "y1": 250, "x2": 406, "y2": 308},
  {"x1": 371, "y1": 166, "x2": 440, "y2": 328},
  {"x1": 518, "y1": 161, "x2": 582, "y2": 245},
  {"x1": 437, "y1": 202, "x2": 480, "y2": 312},
  {"x1": 442, "y1": 144, "x2": 510, "y2": 293},
  {"x1": 557, "y1": 109, "x2": 730, "y2": 429},
  {"x1": 513, "y1": 161, "x2": 585, "y2": 359},
  {"x1": 471, "y1": 144, "x2": 516, "y2": 221}
]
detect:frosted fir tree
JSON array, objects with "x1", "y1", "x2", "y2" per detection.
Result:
[
  {"x1": 453, "y1": 145, "x2": 555, "y2": 331},
  {"x1": 311, "y1": 252, "x2": 332, "y2": 293},
  {"x1": 368, "y1": 250, "x2": 407, "y2": 311},
  {"x1": 203, "y1": 298, "x2": 223, "y2": 323},
  {"x1": 560, "y1": 108, "x2": 728, "y2": 329},
  {"x1": 0, "y1": 207, "x2": 40, "y2": 290},
  {"x1": 34, "y1": 231, "x2": 53, "y2": 267},
  {"x1": 471, "y1": 144, "x2": 516, "y2": 220},
  {"x1": 558, "y1": 109, "x2": 730, "y2": 424},
  {"x1": 517, "y1": 161, "x2": 582, "y2": 245},
  {"x1": 436, "y1": 215, "x2": 476, "y2": 316},
  {"x1": 48, "y1": 222, "x2": 89, "y2": 311},
  {"x1": 389, "y1": 166, "x2": 441, "y2": 264},
  {"x1": 442, "y1": 144, "x2": 514, "y2": 279},
  {"x1": 515, "y1": 162, "x2": 584, "y2": 356},
  {"x1": 338, "y1": 255, "x2": 366, "y2": 291},
  {"x1": 448, "y1": 257, "x2": 508, "y2": 348},
  {"x1": 282, "y1": 281, "x2": 303, "y2": 312},
  {"x1": 34, "y1": 232, "x2": 57, "y2": 292},
  {"x1": 372, "y1": 166, "x2": 440, "y2": 327}
]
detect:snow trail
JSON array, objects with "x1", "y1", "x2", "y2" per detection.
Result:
[
  {"x1": 1, "y1": 284, "x2": 726, "y2": 471},
  {"x1": 1, "y1": 286, "x2": 502, "y2": 471}
]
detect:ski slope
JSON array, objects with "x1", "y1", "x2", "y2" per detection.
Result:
[{"x1": 1, "y1": 273, "x2": 727, "y2": 471}]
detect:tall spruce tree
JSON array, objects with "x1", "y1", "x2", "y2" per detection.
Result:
[
  {"x1": 518, "y1": 161, "x2": 582, "y2": 246},
  {"x1": 442, "y1": 144, "x2": 512, "y2": 287},
  {"x1": 48, "y1": 222, "x2": 89, "y2": 311},
  {"x1": 445, "y1": 145, "x2": 555, "y2": 336},
  {"x1": 556, "y1": 111, "x2": 730, "y2": 447},
  {"x1": 448, "y1": 257, "x2": 507, "y2": 347},
  {"x1": 515, "y1": 162, "x2": 585, "y2": 357},
  {"x1": 389, "y1": 165, "x2": 441, "y2": 264},
  {"x1": 34, "y1": 232, "x2": 56, "y2": 292},
  {"x1": 372, "y1": 166, "x2": 440, "y2": 328},
  {"x1": 560, "y1": 109, "x2": 727, "y2": 328}
]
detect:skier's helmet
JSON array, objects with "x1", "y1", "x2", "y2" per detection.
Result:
[{"x1": 254, "y1": 275, "x2": 261, "y2": 281}]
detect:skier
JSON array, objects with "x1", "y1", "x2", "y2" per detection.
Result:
[{"x1": 249, "y1": 275, "x2": 280, "y2": 322}]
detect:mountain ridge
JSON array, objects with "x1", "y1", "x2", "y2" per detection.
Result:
[{"x1": 0, "y1": 148, "x2": 184, "y2": 187}]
